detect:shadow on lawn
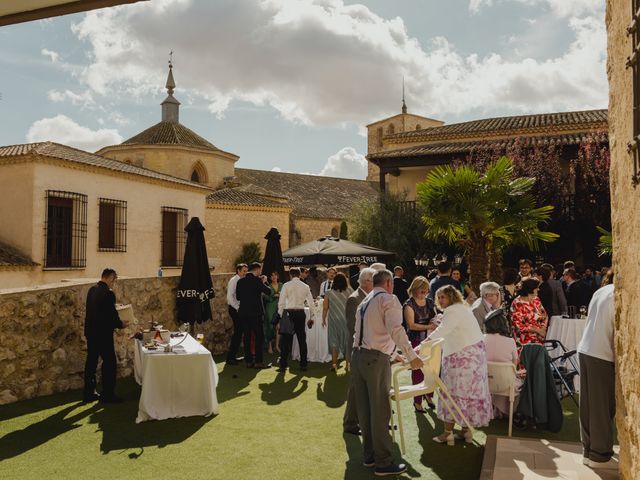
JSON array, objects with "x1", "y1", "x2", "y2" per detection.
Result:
[
  {"x1": 258, "y1": 372, "x2": 308, "y2": 405},
  {"x1": 0, "y1": 402, "x2": 101, "y2": 461},
  {"x1": 316, "y1": 371, "x2": 349, "y2": 409}
]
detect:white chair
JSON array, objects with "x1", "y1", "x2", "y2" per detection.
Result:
[
  {"x1": 486, "y1": 361, "x2": 518, "y2": 437},
  {"x1": 389, "y1": 338, "x2": 476, "y2": 453}
]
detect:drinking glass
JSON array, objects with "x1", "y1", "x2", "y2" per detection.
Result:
[{"x1": 579, "y1": 306, "x2": 587, "y2": 319}]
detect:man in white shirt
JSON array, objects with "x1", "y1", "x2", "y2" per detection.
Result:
[
  {"x1": 277, "y1": 267, "x2": 315, "y2": 372},
  {"x1": 225, "y1": 263, "x2": 248, "y2": 365},
  {"x1": 351, "y1": 269, "x2": 423, "y2": 476},
  {"x1": 319, "y1": 267, "x2": 337, "y2": 297},
  {"x1": 577, "y1": 280, "x2": 617, "y2": 469}
]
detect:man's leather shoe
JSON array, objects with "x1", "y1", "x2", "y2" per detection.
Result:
[
  {"x1": 276, "y1": 367, "x2": 286, "y2": 373},
  {"x1": 374, "y1": 463, "x2": 407, "y2": 476},
  {"x1": 344, "y1": 427, "x2": 361, "y2": 435},
  {"x1": 100, "y1": 395, "x2": 124, "y2": 404},
  {"x1": 254, "y1": 363, "x2": 271, "y2": 369}
]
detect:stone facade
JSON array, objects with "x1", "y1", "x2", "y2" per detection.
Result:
[
  {"x1": 98, "y1": 144, "x2": 237, "y2": 190},
  {"x1": 205, "y1": 204, "x2": 291, "y2": 272},
  {"x1": 366, "y1": 112, "x2": 444, "y2": 181},
  {"x1": 0, "y1": 273, "x2": 233, "y2": 405},
  {"x1": 606, "y1": 2, "x2": 640, "y2": 478},
  {"x1": 293, "y1": 217, "x2": 343, "y2": 245}
]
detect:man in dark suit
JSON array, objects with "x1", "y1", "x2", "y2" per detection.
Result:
[
  {"x1": 392, "y1": 266, "x2": 409, "y2": 305},
  {"x1": 236, "y1": 262, "x2": 271, "y2": 368},
  {"x1": 350, "y1": 262, "x2": 368, "y2": 290},
  {"x1": 563, "y1": 268, "x2": 591, "y2": 312},
  {"x1": 83, "y1": 268, "x2": 128, "y2": 403}
]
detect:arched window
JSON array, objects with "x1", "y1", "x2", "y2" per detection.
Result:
[
  {"x1": 387, "y1": 124, "x2": 395, "y2": 135},
  {"x1": 377, "y1": 127, "x2": 384, "y2": 147},
  {"x1": 190, "y1": 161, "x2": 208, "y2": 184},
  {"x1": 331, "y1": 226, "x2": 339, "y2": 237},
  {"x1": 415, "y1": 124, "x2": 422, "y2": 130}
]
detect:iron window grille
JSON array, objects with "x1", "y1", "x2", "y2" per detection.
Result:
[
  {"x1": 628, "y1": 0, "x2": 640, "y2": 186},
  {"x1": 161, "y1": 206, "x2": 188, "y2": 267},
  {"x1": 98, "y1": 198, "x2": 127, "y2": 252},
  {"x1": 44, "y1": 190, "x2": 87, "y2": 269}
]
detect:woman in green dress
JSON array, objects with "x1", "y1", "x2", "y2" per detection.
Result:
[
  {"x1": 322, "y1": 272, "x2": 353, "y2": 371},
  {"x1": 263, "y1": 271, "x2": 282, "y2": 354}
]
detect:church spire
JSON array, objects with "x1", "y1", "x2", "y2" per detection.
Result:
[
  {"x1": 161, "y1": 52, "x2": 180, "y2": 123},
  {"x1": 401, "y1": 77, "x2": 407, "y2": 114}
]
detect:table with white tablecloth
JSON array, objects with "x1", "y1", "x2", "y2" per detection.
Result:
[
  {"x1": 547, "y1": 316, "x2": 587, "y2": 392},
  {"x1": 291, "y1": 302, "x2": 334, "y2": 363},
  {"x1": 134, "y1": 333, "x2": 219, "y2": 423}
]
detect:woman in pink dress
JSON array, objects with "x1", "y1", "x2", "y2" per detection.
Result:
[
  {"x1": 483, "y1": 309, "x2": 524, "y2": 418},
  {"x1": 427, "y1": 285, "x2": 493, "y2": 445}
]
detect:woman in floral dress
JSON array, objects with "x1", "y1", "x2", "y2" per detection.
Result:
[
  {"x1": 510, "y1": 278, "x2": 548, "y2": 349},
  {"x1": 426, "y1": 285, "x2": 493, "y2": 445}
]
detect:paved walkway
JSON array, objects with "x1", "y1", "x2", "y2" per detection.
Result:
[{"x1": 480, "y1": 436, "x2": 619, "y2": 480}]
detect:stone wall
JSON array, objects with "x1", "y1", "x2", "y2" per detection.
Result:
[
  {"x1": 294, "y1": 217, "x2": 342, "y2": 245},
  {"x1": 0, "y1": 273, "x2": 233, "y2": 405},
  {"x1": 606, "y1": 2, "x2": 640, "y2": 479},
  {"x1": 205, "y1": 206, "x2": 291, "y2": 272}
]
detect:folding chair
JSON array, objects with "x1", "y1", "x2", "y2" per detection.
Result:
[
  {"x1": 487, "y1": 361, "x2": 517, "y2": 437},
  {"x1": 389, "y1": 338, "x2": 476, "y2": 453}
]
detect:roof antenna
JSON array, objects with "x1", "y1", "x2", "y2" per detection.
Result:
[{"x1": 401, "y1": 76, "x2": 407, "y2": 114}]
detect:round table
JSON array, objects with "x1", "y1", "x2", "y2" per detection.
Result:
[
  {"x1": 291, "y1": 301, "x2": 333, "y2": 363},
  {"x1": 547, "y1": 316, "x2": 587, "y2": 392}
]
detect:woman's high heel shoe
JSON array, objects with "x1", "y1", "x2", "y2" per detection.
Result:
[{"x1": 432, "y1": 431, "x2": 454, "y2": 446}]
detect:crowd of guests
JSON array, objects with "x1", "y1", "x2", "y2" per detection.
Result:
[{"x1": 223, "y1": 257, "x2": 615, "y2": 474}]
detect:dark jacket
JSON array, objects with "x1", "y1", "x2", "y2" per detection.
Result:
[
  {"x1": 539, "y1": 279, "x2": 568, "y2": 317},
  {"x1": 236, "y1": 272, "x2": 271, "y2": 317},
  {"x1": 566, "y1": 280, "x2": 591, "y2": 310},
  {"x1": 428, "y1": 275, "x2": 459, "y2": 301},
  {"x1": 516, "y1": 343, "x2": 563, "y2": 432},
  {"x1": 393, "y1": 277, "x2": 409, "y2": 306},
  {"x1": 84, "y1": 281, "x2": 123, "y2": 341}
]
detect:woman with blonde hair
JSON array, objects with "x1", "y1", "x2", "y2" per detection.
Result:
[
  {"x1": 426, "y1": 285, "x2": 493, "y2": 445},
  {"x1": 403, "y1": 276, "x2": 437, "y2": 412}
]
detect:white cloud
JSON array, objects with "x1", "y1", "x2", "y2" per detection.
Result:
[
  {"x1": 41, "y1": 48, "x2": 59, "y2": 62},
  {"x1": 271, "y1": 167, "x2": 282, "y2": 172},
  {"x1": 320, "y1": 147, "x2": 367, "y2": 179},
  {"x1": 469, "y1": 0, "x2": 603, "y2": 17},
  {"x1": 26, "y1": 115, "x2": 122, "y2": 152},
  {"x1": 47, "y1": 89, "x2": 95, "y2": 107},
  {"x1": 67, "y1": 0, "x2": 607, "y2": 128}
]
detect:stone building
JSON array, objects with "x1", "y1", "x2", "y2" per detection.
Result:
[
  {"x1": 96, "y1": 64, "x2": 379, "y2": 273},
  {"x1": 605, "y1": 1, "x2": 640, "y2": 478},
  {"x1": 0, "y1": 142, "x2": 208, "y2": 289}
]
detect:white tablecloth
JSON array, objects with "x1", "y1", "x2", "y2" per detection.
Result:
[
  {"x1": 291, "y1": 302, "x2": 333, "y2": 363},
  {"x1": 134, "y1": 334, "x2": 219, "y2": 423},
  {"x1": 547, "y1": 316, "x2": 587, "y2": 392}
]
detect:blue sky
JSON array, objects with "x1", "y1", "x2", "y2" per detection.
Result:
[{"x1": 0, "y1": 0, "x2": 607, "y2": 179}]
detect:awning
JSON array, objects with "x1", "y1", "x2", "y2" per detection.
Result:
[{"x1": 282, "y1": 236, "x2": 395, "y2": 266}]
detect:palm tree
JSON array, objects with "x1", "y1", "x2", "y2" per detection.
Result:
[{"x1": 417, "y1": 157, "x2": 558, "y2": 293}]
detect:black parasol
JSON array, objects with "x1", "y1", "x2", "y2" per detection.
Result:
[
  {"x1": 282, "y1": 236, "x2": 395, "y2": 267},
  {"x1": 262, "y1": 227, "x2": 286, "y2": 280},
  {"x1": 176, "y1": 217, "x2": 214, "y2": 325}
]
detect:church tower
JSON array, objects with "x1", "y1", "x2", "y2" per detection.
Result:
[
  {"x1": 97, "y1": 59, "x2": 239, "y2": 189},
  {"x1": 365, "y1": 82, "x2": 444, "y2": 182}
]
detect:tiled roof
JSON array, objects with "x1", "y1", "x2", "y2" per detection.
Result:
[
  {"x1": 234, "y1": 169, "x2": 379, "y2": 219},
  {"x1": 232, "y1": 183, "x2": 290, "y2": 201},
  {"x1": 0, "y1": 142, "x2": 210, "y2": 190},
  {"x1": 122, "y1": 121, "x2": 219, "y2": 151},
  {"x1": 387, "y1": 109, "x2": 608, "y2": 142},
  {"x1": 0, "y1": 242, "x2": 38, "y2": 268},
  {"x1": 207, "y1": 188, "x2": 290, "y2": 209},
  {"x1": 369, "y1": 132, "x2": 609, "y2": 160}
]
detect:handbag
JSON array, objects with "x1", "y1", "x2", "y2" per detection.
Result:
[{"x1": 278, "y1": 310, "x2": 295, "y2": 335}]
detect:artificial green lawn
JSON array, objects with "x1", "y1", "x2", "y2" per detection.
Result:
[{"x1": 0, "y1": 354, "x2": 580, "y2": 480}]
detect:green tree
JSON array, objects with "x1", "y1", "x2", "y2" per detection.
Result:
[
  {"x1": 596, "y1": 226, "x2": 612, "y2": 257},
  {"x1": 233, "y1": 242, "x2": 262, "y2": 266},
  {"x1": 417, "y1": 157, "x2": 558, "y2": 292},
  {"x1": 349, "y1": 191, "x2": 442, "y2": 272},
  {"x1": 339, "y1": 221, "x2": 349, "y2": 240}
]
